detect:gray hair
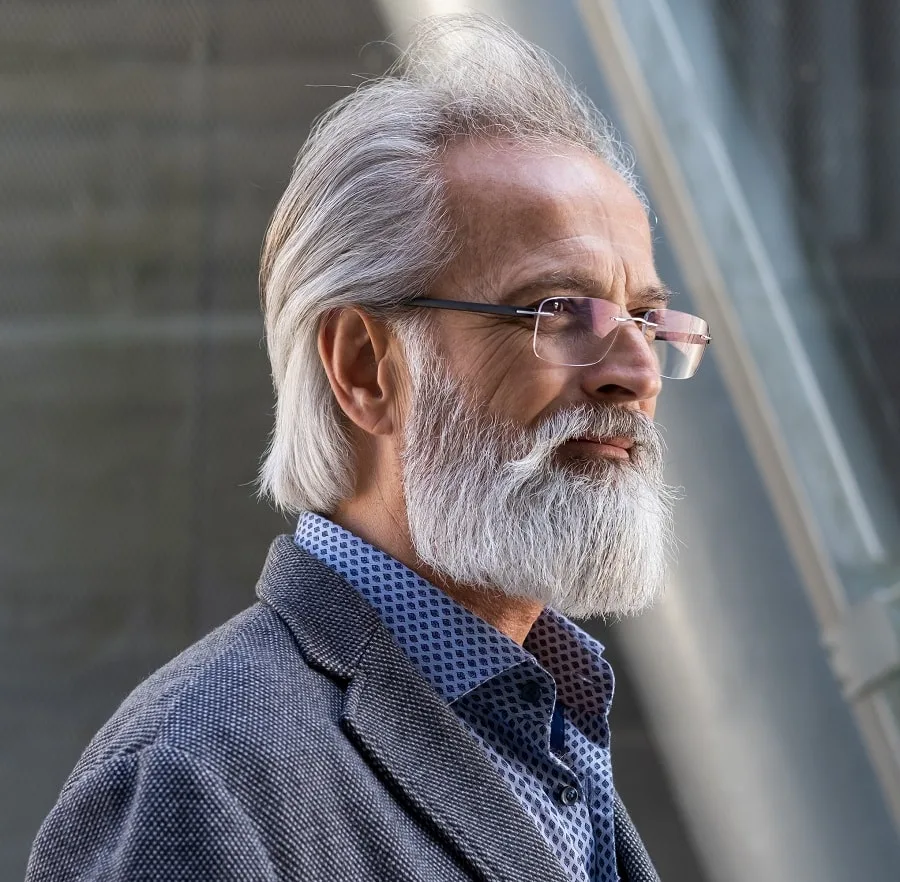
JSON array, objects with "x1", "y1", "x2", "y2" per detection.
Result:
[{"x1": 258, "y1": 13, "x2": 644, "y2": 514}]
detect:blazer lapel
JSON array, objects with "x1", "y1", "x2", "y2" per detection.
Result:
[
  {"x1": 342, "y1": 627, "x2": 572, "y2": 882},
  {"x1": 613, "y1": 790, "x2": 661, "y2": 882}
]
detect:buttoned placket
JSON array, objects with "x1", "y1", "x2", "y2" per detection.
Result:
[{"x1": 452, "y1": 663, "x2": 598, "y2": 875}]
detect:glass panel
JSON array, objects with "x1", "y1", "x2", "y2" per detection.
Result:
[{"x1": 712, "y1": 0, "x2": 900, "y2": 511}]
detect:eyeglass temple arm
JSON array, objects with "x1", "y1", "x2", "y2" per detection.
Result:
[
  {"x1": 656, "y1": 330, "x2": 712, "y2": 344},
  {"x1": 408, "y1": 297, "x2": 541, "y2": 317},
  {"x1": 614, "y1": 316, "x2": 711, "y2": 345}
]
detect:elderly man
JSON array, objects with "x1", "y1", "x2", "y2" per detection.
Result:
[{"x1": 27, "y1": 14, "x2": 709, "y2": 882}]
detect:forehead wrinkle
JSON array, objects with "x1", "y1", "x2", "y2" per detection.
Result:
[{"x1": 459, "y1": 200, "x2": 653, "y2": 289}]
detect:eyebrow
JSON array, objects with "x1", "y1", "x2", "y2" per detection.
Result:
[
  {"x1": 501, "y1": 272, "x2": 673, "y2": 307},
  {"x1": 634, "y1": 284, "x2": 672, "y2": 308}
]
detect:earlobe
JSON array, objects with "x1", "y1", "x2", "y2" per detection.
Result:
[{"x1": 318, "y1": 308, "x2": 397, "y2": 437}]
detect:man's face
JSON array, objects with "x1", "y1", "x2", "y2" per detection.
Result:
[
  {"x1": 427, "y1": 141, "x2": 663, "y2": 440},
  {"x1": 395, "y1": 142, "x2": 676, "y2": 619}
]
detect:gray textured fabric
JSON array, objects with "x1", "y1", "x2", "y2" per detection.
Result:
[{"x1": 26, "y1": 536, "x2": 660, "y2": 882}]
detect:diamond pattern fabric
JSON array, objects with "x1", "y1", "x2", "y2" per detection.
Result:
[{"x1": 295, "y1": 512, "x2": 620, "y2": 882}]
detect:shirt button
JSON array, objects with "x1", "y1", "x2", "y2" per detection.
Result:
[
  {"x1": 557, "y1": 784, "x2": 582, "y2": 806},
  {"x1": 519, "y1": 681, "x2": 543, "y2": 705}
]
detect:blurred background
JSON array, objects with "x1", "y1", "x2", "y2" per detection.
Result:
[{"x1": 4, "y1": 1, "x2": 900, "y2": 879}]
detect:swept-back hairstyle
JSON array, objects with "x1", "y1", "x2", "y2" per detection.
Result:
[{"x1": 258, "y1": 13, "x2": 643, "y2": 513}]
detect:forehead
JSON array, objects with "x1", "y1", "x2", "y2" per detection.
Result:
[{"x1": 440, "y1": 140, "x2": 655, "y2": 297}]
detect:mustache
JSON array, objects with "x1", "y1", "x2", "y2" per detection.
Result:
[
  {"x1": 534, "y1": 404, "x2": 661, "y2": 448},
  {"x1": 502, "y1": 404, "x2": 665, "y2": 478}
]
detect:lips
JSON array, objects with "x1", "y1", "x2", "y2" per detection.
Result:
[
  {"x1": 569, "y1": 435, "x2": 633, "y2": 450},
  {"x1": 563, "y1": 435, "x2": 634, "y2": 461}
]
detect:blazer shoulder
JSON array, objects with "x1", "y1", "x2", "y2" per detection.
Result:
[{"x1": 67, "y1": 600, "x2": 346, "y2": 796}]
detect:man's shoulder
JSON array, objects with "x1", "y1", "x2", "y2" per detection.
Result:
[{"x1": 68, "y1": 600, "x2": 345, "y2": 793}]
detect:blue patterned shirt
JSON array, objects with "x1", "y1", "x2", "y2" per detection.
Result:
[{"x1": 295, "y1": 512, "x2": 619, "y2": 882}]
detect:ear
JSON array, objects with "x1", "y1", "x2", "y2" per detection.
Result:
[{"x1": 318, "y1": 308, "x2": 402, "y2": 437}]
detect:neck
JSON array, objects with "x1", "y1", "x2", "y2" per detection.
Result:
[{"x1": 331, "y1": 498, "x2": 544, "y2": 646}]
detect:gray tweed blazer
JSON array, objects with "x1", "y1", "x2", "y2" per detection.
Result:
[{"x1": 27, "y1": 536, "x2": 660, "y2": 882}]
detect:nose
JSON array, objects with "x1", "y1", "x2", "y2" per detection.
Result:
[{"x1": 581, "y1": 320, "x2": 662, "y2": 404}]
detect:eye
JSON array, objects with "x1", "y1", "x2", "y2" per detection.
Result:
[{"x1": 535, "y1": 296, "x2": 577, "y2": 315}]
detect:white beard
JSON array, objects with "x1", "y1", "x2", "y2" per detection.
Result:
[{"x1": 401, "y1": 355, "x2": 677, "y2": 619}]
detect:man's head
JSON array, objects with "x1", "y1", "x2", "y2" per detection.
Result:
[{"x1": 259, "y1": 14, "x2": 681, "y2": 618}]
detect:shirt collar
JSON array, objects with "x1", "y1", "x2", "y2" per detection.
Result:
[
  {"x1": 526, "y1": 607, "x2": 614, "y2": 718},
  {"x1": 294, "y1": 512, "x2": 614, "y2": 716}
]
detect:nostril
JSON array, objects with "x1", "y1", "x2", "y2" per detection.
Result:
[{"x1": 596, "y1": 383, "x2": 634, "y2": 396}]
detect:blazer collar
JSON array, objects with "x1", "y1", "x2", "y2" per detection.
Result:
[{"x1": 256, "y1": 535, "x2": 657, "y2": 882}]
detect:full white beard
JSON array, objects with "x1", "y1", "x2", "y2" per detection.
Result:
[{"x1": 401, "y1": 355, "x2": 678, "y2": 620}]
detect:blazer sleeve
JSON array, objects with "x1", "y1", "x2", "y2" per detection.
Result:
[{"x1": 25, "y1": 742, "x2": 278, "y2": 882}]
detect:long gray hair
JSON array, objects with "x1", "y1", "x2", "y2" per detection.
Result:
[{"x1": 258, "y1": 13, "x2": 643, "y2": 513}]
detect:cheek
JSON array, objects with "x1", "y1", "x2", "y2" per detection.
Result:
[
  {"x1": 441, "y1": 323, "x2": 530, "y2": 392},
  {"x1": 479, "y1": 355, "x2": 572, "y2": 424},
  {"x1": 436, "y1": 324, "x2": 573, "y2": 422}
]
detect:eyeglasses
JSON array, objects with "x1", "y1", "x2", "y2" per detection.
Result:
[{"x1": 408, "y1": 296, "x2": 711, "y2": 379}]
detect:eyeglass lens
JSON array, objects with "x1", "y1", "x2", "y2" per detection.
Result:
[{"x1": 532, "y1": 296, "x2": 709, "y2": 379}]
